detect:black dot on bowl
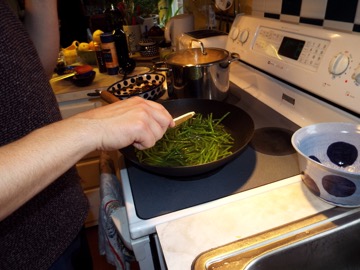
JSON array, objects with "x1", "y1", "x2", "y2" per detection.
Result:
[
  {"x1": 327, "y1": 141, "x2": 358, "y2": 167},
  {"x1": 301, "y1": 172, "x2": 320, "y2": 196},
  {"x1": 155, "y1": 75, "x2": 160, "y2": 80},
  {"x1": 143, "y1": 93, "x2": 149, "y2": 99},
  {"x1": 309, "y1": 155, "x2": 321, "y2": 163},
  {"x1": 146, "y1": 75, "x2": 151, "y2": 80},
  {"x1": 322, "y1": 175, "x2": 356, "y2": 197},
  {"x1": 130, "y1": 78, "x2": 136, "y2": 83}
]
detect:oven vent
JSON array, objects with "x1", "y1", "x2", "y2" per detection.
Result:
[{"x1": 282, "y1": 93, "x2": 295, "y2": 105}]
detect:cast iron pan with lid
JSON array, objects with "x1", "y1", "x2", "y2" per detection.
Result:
[{"x1": 120, "y1": 98, "x2": 254, "y2": 178}]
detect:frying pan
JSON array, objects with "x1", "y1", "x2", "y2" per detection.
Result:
[{"x1": 120, "y1": 98, "x2": 254, "y2": 177}]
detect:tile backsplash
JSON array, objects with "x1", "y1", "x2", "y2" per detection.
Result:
[{"x1": 251, "y1": 0, "x2": 360, "y2": 33}]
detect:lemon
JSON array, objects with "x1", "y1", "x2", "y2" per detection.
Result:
[
  {"x1": 93, "y1": 29, "x2": 104, "y2": 44},
  {"x1": 78, "y1": 42, "x2": 90, "y2": 51}
]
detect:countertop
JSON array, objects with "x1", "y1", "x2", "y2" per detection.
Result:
[
  {"x1": 156, "y1": 176, "x2": 334, "y2": 270},
  {"x1": 51, "y1": 65, "x2": 153, "y2": 102}
]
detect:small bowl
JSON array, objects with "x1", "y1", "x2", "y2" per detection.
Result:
[
  {"x1": 71, "y1": 70, "x2": 96, "y2": 87},
  {"x1": 139, "y1": 39, "x2": 159, "y2": 57},
  {"x1": 107, "y1": 73, "x2": 165, "y2": 100},
  {"x1": 291, "y1": 122, "x2": 360, "y2": 207}
]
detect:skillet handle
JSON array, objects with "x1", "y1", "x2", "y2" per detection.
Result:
[{"x1": 100, "y1": 91, "x2": 120, "y2": 104}]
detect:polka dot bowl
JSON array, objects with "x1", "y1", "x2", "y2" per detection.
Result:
[
  {"x1": 291, "y1": 122, "x2": 360, "y2": 207},
  {"x1": 107, "y1": 73, "x2": 165, "y2": 100}
]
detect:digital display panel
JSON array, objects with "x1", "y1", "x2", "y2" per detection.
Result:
[{"x1": 278, "y1": 36, "x2": 305, "y2": 60}]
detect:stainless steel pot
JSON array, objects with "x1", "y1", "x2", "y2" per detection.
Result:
[{"x1": 157, "y1": 41, "x2": 240, "y2": 100}]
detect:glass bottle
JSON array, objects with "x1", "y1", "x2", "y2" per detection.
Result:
[
  {"x1": 114, "y1": 28, "x2": 136, "y2": 73},
  {"x1": 94, "y1": 42, "x2": 107, "y2": 73}
]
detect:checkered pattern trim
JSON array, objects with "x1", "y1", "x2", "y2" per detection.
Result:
[{"x1": 252, "y1": 0, "x2": 360, "y2": 33}]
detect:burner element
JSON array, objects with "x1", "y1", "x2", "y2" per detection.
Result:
[{"x1": 250, "y1": 127, "x2": 295, "y2": 156}]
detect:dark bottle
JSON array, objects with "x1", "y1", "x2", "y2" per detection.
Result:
[
  {"x1": 113, "y1": 27, "x2": 135, "y2": 73},
  {"x1": 103, "y1": 4, "x2": 123, "y2": 32},
  {"x1": 94, "y1": 42, "x2": 107, "y2": 73},
  {"x1": 104, "y1": 4, "x2": 136, "y2": 73}
]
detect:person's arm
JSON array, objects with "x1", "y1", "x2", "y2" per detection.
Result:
[
  {"x1": 23, "y1": 0, "x2": 59, "y2": 77},
  {"x1": 0, "y1": 97, "x2": 175, "y2": 221}
]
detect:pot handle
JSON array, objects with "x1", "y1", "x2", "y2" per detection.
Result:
[
  {"x1": 152, "y1": 62, "x2": 175, "y2": 98},
  {"x1": 190, "y1": 39, "x2": 207, "y2": 55},
  {"x1": 220, "y1": 52, "x2": 241, "y2": 68},
  {"x1": 153, "y1": 61, "x2": 171, "y2": 72}
]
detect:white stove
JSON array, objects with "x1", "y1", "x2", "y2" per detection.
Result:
[{"x1": 112, "y1": 15, "x2": 360, "y2": 270}]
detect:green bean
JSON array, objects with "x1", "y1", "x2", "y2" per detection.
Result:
[{"x1": 135, "y1": 112, "x2": 234, "y2": 166}]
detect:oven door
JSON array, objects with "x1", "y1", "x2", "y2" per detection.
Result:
[{"x1": 111, "y1": 184, "x2": 168, "y2": 270}]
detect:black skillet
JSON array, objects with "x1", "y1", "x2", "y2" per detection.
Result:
[{"x1": 120, "y1": 98, "x2": 254, "y2": 178}]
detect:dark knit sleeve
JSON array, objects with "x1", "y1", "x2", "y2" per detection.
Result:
[{"x1": 0, "y1": 1, "x2": 89, "y2": 269}]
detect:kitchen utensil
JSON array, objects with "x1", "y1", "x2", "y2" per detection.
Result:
[
  {"x1": 100, "y1": 89, "x2": 119, "y2": 103},
  {"x1": 120, "y1": 98, "x2": 254, "y2": 177},
  {"x1": 157, "y1": 41, "x2": 240, "y2": 100},
  {"x1": 50, "y1": 71, "x2": 77, "y2": 82},
  {"x1": 291, "y1": 122, "x2": 360, "y2": 207},
  {"x1": 99, "y1": 91, "x2": 195, "y2": 126},
  {"x1": 51, "y1": 64, "x2": 94, "y2": 83},
  {"x1": 173, "y1": 111, "x2": 195, "y2": 126}
]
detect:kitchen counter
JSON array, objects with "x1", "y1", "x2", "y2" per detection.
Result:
[
  {"x1": 51, "y1": 65, "x2": 153, "y2": 102},
  {"x1": 156, "y1": 176, "x2": 334, "y2": 270}
]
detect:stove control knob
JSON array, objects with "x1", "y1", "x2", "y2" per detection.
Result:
[
  {"x1": 351, "y1": 66, "x2": 360, "y2": 84},
  {"x1": 239, "y1": 30, "x2": 249, "y2": 44},
  {"x1": 328, "y1": 52, "x2": 350, "y2": 75}
]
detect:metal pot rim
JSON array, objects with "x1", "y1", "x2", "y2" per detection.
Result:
[{"x1": 165, "y1": 47, "x2": 230, "y2": 67}]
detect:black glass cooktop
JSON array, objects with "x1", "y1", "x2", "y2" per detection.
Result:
[{"x1": 126, "y1": 84, "x2": 301, "y2": 220}]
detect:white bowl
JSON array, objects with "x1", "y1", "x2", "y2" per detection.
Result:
[{"x1": 291, "y1": 122, "x2": 360, "y2": 207}]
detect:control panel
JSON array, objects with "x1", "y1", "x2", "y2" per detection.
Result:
[
  {"x1": 226, "y1": 15, "x2": 360, "y2": 115},
  {"x1": 253, "y1": 27, "x2": 329, "y2": 72}
]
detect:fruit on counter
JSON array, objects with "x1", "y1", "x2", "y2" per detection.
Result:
[
  {"x1": 93, "y1": 29, "x2": 104, "y2": 44},
  {"x1": 78, "y1": 42, "x2": 90, "y2": 51},
  {"x1": 73, "y1": 65, "x2": 93, "y2": 75},
  {"x1": 88, "y1": 41, "x2": 95, "y2": 50}
]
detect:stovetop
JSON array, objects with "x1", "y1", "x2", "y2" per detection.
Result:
[{"x1": 126, "y1": 83, "x2": 300, "y2": 220}]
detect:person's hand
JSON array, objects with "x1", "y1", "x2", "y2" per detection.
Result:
[{"x1": 72, "y1": 97, "x2": 175, "y2": 151}]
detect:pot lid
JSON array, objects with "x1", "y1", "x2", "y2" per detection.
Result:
[{"x1": 165, "y1": 47, "x2": 229, "y2": 66}]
